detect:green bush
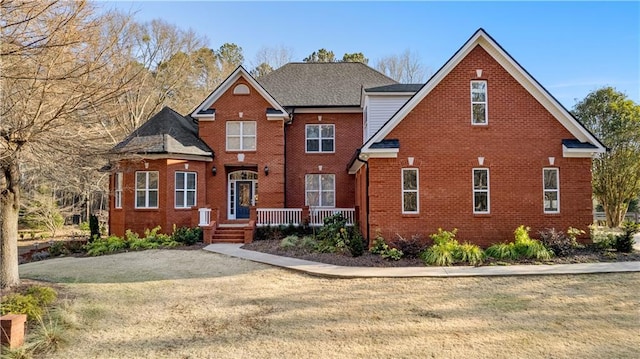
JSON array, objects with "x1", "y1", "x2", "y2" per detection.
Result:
[
  {"x1": 370, "y1": 233, "x2": 403, "y2": 261},
  {"x1": 421, "y1": 229, "x2": 484, "y2": 266},
  {"x1": 49, "y1": 241, "x2": 69, "y2": 257},
  {"x1": 172, "y1": 226, "x2": 202, "y2": 245},
  {"x1": 455, "y1": 242, "x2": 485, "y2": 266},
  {"x1": 486, "y1": 226, "x2": 552, "y2": 261},
  {"x1": 85, "y1": 235, "x2": 127, "y2": 256},
  {"x1": 615, "y1": 221, "x2": 640, "y2": 253},
  {"x1": 485, "y1": 242, "x2": 518, "y2": 260},
  {"x1": 1, "y1": 286, "x2": 57, "y2": 321},
  {"x1": 513, "y1": 226, "x2": 552, "y2": 260},
  {"x1": 315, "y1": 213, "x2": 363, "y2": 257},
  {"x1": 280, "y1": 235, "x2": 300, "y2": 249}
]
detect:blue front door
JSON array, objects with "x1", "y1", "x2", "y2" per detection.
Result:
[{"x1": 236, "y1": 181, "x2": 252, "y2": 219}]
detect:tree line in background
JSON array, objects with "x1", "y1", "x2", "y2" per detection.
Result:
[{"x1": 1, "y1": 0, "x2": 638, "y2": 288}]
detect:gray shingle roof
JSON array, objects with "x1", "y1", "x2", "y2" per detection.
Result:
[
  {"x1": 365, "y1": 84, "x2": 423, "y2": 93},
  {"x1": 111, "y1": 107, "x2": 213, "y2": 157},
  {"x1": 257, "y1": 62, "x2": 397, "y2": 107}
]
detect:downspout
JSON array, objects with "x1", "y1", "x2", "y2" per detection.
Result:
[
  {"x1": 284, "y1": 108, "x2": 295, "y2": 207},
  {"x1": 355, "y1": 149, "x2": 371, "y2": 244}
]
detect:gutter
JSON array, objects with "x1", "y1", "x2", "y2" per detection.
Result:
[
  {"x1": 353, "y1": 149, "x2": 371, "y2": 245},
  {"x1": 283, "y1": 108, "x2": 295, "y2": 206}
]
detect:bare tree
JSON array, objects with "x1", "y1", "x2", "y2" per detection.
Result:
[
  {"x1": 0, "y1": 0, "x2": 137, "y2": 288},
  {"x1": 375, "y1": 49, "x2": 429, "y2": 83},
  {"x1": 250, "y1": 45, "x2": 293, "y2": 76}
]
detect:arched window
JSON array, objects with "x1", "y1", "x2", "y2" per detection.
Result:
[{"x1": 233, "y1": 84, "x2": 250, "y2": 95}]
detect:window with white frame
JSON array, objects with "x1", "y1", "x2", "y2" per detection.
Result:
[
  {"x1": 471, "y1": 80, "x2": 487, "y2": 124},
  {"x1": 402, "y1": 168, "x2": 419, "y2": 213},
  {"x1": 473, "y1": 168, "x2": 489, "y2": 213},
  {"x1": 305, "y1": 174, "x2": 335, "y2": 207},
  {"x1": 543, "y1": 168, "x2": 559, "y2": 213},
  {"x1": 135, "y1": 171, "x2": 158, "y2": 208},
  {"x1": 226, "y1": 121, "x2": 256, "y2": 151},
  {"x1": 306, "y1": 124, "x2": 334, "y2": 153},
  {"x1": 114, "y1": 172, "x2": 123, "y2": 209},
  {"x1": 175, "y1": 172, "x2": 196, "y2": 208}
]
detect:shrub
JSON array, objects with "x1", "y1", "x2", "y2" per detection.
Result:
[
  {"x1": 421, "y1": 241, "x2": 457, "y2": 266},
  {"x1": 1, "y1": 286, "x2": 57, "y2": 321},
  {"x1": 486, "y1": 226, "x2": 552, "y2": 261},
  {"x1": 49, "y1": 241, "x2": 68, "y2": 257},
  {"x1": 370, "y1": 232, "x2": 403, "y2": 260},
  {"x1": 25, "y1": 286, "x2": 57, "y2": 307},
  {"x1": 513, "y1": 226, "x2": 552, "y2": 260},
  {"x1": 299, "y1": 236, "x2": 317, "y2": 250},
  {"x1": 420, "y1": 229, "x2": 478, "y2": 266},
  {"x1": 455, "y1": 242, "x2": 485, "y2": 266},
  {"x1": 615, "y1": 221, "x2": 640, "y2": 253},
  {"x1": 539, "y1": 228, "x2": 577, "y2": 257},
  {"x1": 172, "y1": 226, "x2": 202, "y2": 245},
  {"x1": 485, "y1": 242, "x2": 518, "y2": 260},
  {"x1": 315, "y1": 213, "x2": 364, "y2": 257},
  {"x1": 85, "y1": 235, "x2": 127, "y2": 256},
  {"x1": 394, "y1": 234, "x2": 428, "y2": 258},
  {"x1": 280, "y1": 235, "x2": 300, "y2": 249},
  {"x1": 89, "y1": 214, "x2": 100, "y2": 242},
  {"x1": 590, "y1": 226, "x2": 617, "y2": 250}
]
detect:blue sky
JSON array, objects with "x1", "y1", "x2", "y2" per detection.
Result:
[{"x1": 100, "y1": 1, "x2": 639, "y2": 109}]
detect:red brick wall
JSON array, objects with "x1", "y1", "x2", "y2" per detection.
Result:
[
  {"x1": 109, "y1": 159, "x2": 209, "y2": 237},
  {"x1": 198, "y1": 77, "x2": 285, "y2": 220},
  {"x1": 285, "y1": 112, "x2": 361, "y2": 208},
  {"x1": 365, "y1": 45, "x2": 593, "y2": 246}
]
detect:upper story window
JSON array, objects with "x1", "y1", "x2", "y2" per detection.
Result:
[
  {"x1": 543, "y1": 168, "x2": 559, "y2": 213},
  {"x1": 306, "y1": 124, "x2": 334, "y2": 153},
  {"x1": 113, "y1": 172, "x2": 122, "y2": 208},
  {"x1": 175, "y1": 172, "x2": 197, "y2": 208},
  {"x1": 226, "y1": 121, "x2": 256, "y2": 151},
  {"x1": 305, "y1": 174, "x2": 335, "y2": 207},
  {"x1": 135, "y1": 171, "x2": 158, "y2": 208},
  {"x1": 402, "y1": 168, "x2": 419, "y2": 214},
  {"x1": 471, "y1": 80, "x2": 487, "y2": 125},
  {"x1": 114, "y1": 172, "x2": 123, "y2": 209},
  {"x1": 473, "y1": 168, "x2": 489, "y2": 213}
]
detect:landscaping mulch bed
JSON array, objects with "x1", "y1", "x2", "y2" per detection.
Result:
[{"x1": 242, "y1": 239, "x2": 640, "y2": 267}]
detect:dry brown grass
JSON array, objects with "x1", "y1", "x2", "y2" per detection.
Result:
[{"x1": 18, "y1": 250, "x2": 640, "y2": 359}]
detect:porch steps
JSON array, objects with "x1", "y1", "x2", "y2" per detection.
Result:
[{"x1": 211, "y1": 227, "x2": 245, "y2": 244}]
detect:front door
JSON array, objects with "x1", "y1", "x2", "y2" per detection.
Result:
[{"x1": 236, "y1": 181, "x2": 252, "y2": 219}]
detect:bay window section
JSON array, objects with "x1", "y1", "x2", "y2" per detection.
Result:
[
  {"x1": 175, "y1": 172, "x2": 197, "y2": 208},
  {"x1": 135, "y1": 171, "x2": 159, "y2": 208}
]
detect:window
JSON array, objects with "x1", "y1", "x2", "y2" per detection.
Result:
[
  {"x1": 473, "y1": 168, "x2": 489, "y2": 213},
  {"x1": 135, "y1": 171, "x2": 158, "y2": 208},
  {"x1": 471, "y1": 80, "x2": 487, "y2": 124},
  {"x1": 175, "y1": 172, "x2": 197, "y2": 208},
  {"x1": 114, "y1": 172, "x2": 123, "y2": 209},
  {"x1": 402, "y1": 168, "x2": 419, "y2": 213},
  {"x1": 306, "y1": 124, "x2": 334, "y2": 153},
  {"x1": 305, "y1": 174, "x2": 335, "y2": 207},
  {"x1": 543, "y1": 168, "x2": 559, "y2": 213},
  {"x1": 226, "y1": 121, "x2": 256, "y2": 151}
]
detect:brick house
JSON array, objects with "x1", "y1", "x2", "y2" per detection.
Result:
[{"x1": 107, "y1": 29, "x2": 605, "y2": 245}]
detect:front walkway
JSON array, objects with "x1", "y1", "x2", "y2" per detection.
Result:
[{"x1": 204, "y1": 243, "x2": 640, "y2": 278}]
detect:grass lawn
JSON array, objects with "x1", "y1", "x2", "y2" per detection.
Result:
[{"x1": 18, "y1": 250, "x2": 640, "y2": 359}]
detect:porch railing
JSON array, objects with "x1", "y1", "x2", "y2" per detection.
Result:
[
  {"x1": 256, "y1": 208, "x2": 355, "y2": 227},
  {"x1": 256, "y1": 208, "x2": 303, "y2": 227},
  {"x1": 309, "y1": 208, "x2": 355, "y2": 226}
]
